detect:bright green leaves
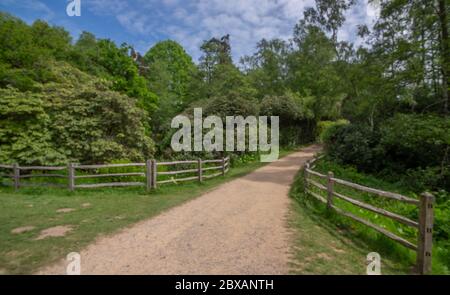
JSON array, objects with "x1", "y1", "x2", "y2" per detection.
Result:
[{"x1": 0, "y1": 87, "x2": 65, "y2": 165}]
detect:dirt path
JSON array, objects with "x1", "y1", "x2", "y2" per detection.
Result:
[{"x1": 38, "y1": 145, "x2": 321, "y2": 275}]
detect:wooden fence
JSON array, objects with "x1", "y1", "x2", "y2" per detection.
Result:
[
  {"x1": 304, "y1": 156, "x2": 434, "y2": 275},
  {"x1": 0, "y1": 156, "x2": 230, "y2": 191}
]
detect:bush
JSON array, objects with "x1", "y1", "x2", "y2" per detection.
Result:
[
  {"x1": 380, "y1": 114, "x2": 450, "y2": 169},
  {"x1": 324, "y1": 114, "x2": 450, "y2": 191},
  {"x1": 0, "y1": 61, "x2": 155, "y2": 165},
  {"x1": 324, "y1": 123, "x2": 384, "y2": 171},
  {"x1": 260, "y1": 92, "x2": 316, "y2": 146},
  {"x1": 316, "y1": 119, "x2": 349, "y2": 143},
  {"x1": 0, "y1": 87, "x2": 66, "y2": 165},
  {"x1": 400, "y1": 167, "x2": 450, "y2": 192}
]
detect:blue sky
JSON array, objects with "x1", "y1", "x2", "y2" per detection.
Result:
[{"x1": 0, "y1": 0, "x2": 379, "y2": 62}]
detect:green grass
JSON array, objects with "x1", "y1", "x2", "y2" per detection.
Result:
[
  {"x1": 0, "y1": 148, "x2": 298, "y2": 274},
  {"x1": 289, "y1": 157, "x2": 450, "y2": 274},
  {"x1": 288, "y1": 200, "x2": 408, "y2": 274}
]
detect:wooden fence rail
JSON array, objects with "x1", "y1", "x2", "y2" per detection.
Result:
[
  {"x1": 304, "y1": 156, "x2": 434, "y2": 275},
  {"x1": 0, "y1": 156, "x2": 231, "y2": 192}
]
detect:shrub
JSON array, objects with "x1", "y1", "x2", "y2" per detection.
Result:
[
  {"x1": 316, "y1": 119, "x2": 349, "y2": 143},
  {"x1": 324, "y1": 114, "x2": 450, "y2": 191},
  {"x1": 324, "y1": 123, "x2": 384, "y2": 171},
  {"x1": 0, "y1": 61, "x2": 156, "y2": 165},
  {"x1": 380, "y1": 114, "x2": 450, "y2": 169},
  {"x1": 260, "y1": 92, "x2": 316, "y2": 146},
  {"x1": 0, "y1": 87, "x2": 67, "y2": 165}
]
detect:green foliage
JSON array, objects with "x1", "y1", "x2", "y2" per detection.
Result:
[
  {"x1": 341, "y1": 0, "x2": 449, "y2": 122},
  {"x1": 0, "y1": 13, "x2": 44, "y2": 69},
  {"x1": 30, "y1": 20, "x2": 72, "y2": 60},
  {"x1": 316, "y1": 119, "x2": 349, "y2": 143},
  {"x1": 377, "y1": 114, "x2": 450, "y2": 191},
  {"x1": 45, "y1": 83, "x2": 155, "y2": 164},
  {"x1": 193, "y1": 63, "x2": 257, "y2": 101},
  {"x1": 0, "y1": 61, "x2": 155, "y2": 165},
  {"x1": 260, "y1": 91, "x2": 315, "y2": 120},
  {"x1": 299, "y1": 158, "x2": 449, "y2": 273},
  {"x1": 241, "y1": 39, "x2": 290, "y2": 99},
  {"x1": 289, "y1": 24, "x2": 345, "y2": 121},
  {"x1": 434, "y1": 189, "x2": 450, "y2": 268},
  {"x1": 380, "y1": 114, "x2": 450, "y2": 169},
  {"x1": 73, "y1": 37, "x2": 158, "y2": 115},
  {"x1": 260, "y1": 92, "x2": 316, "y2": 146},
  {"x1": 193, "y1": 36, "x2": 259, "y2": 105},
  {"x1": 0, "y1": 87, "x2": 65, "y2": 165},
  {"x1": 0, "y1": 13, "x2": 157, "y2": 165},
  {"x1": 143, "y1": 40, "x2": 197, "y2": 141},
  {"x1": 324, "y1": 114, "x2": 450, "y2": 191},
  {"x1": 324, "y1": 123, "x2": 383, "y2": 171},
  {"x1": 198, "y1": 35, "x2": 233, "y2": 82},
  {"x1": 144, "y1": 40, "x2": 195, "y2": 102},
  {"x1": 201, "y1": 93, "x2": 258, "y2": 119}
]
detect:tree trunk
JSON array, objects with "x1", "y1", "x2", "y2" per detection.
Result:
[{"x1": 438, "y1": 0, "x2": 449, "y2": 115}]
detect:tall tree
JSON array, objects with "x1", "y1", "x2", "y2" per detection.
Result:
[
  {"x1": 437, "y1": 0, "x2": 449, "y2": 114},
  {"x1": 199, "y1": 35, "x2": 233, "y2": 84},
  {"x1": 240, "y1": 39, "x2": 290, "y2": 99},
  {"x1": 143, "y1": 40, "x2": 197, "y2": 141},
  {"x1": 366, "y1": 0, "x2": 448, "y2": 114},
  {"x1": 303, "y1": 0, "x2": 356, "y2": 45},
  {"x1": 290, "y1": 23, "x2": 343, "y2": 120},
  {"x1": 144, "y1": 40, "x2": 196, "y2": 104}
]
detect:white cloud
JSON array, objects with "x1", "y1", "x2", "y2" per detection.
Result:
[
  {"x1": 86, "y1": 0, "x2": 128, "y2": 15},
  {"x1": 85, "y1": 0, "x2": 379, "y2": 61},
  {"x1": 339, "y1": 0, "x2": 381, "y2": 46}
]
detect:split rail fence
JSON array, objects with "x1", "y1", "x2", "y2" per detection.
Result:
[
  {"x1": 304, "y1": 156, "x2": 434, "y2": 275},
  {"x1": 0, "y1": 156, "x2": 230, "y2": 191}
]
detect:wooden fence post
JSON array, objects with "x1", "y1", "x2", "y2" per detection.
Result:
[
  {"x1": 198, "y1": 158, "x2": 203, "y2": 183},
  {"x1": 222, "y1": 157, "x2": 226, "y2": 176},
  {"x1": 152, "y1": 160, "x2": 157, "y2": 189},
  {"x1": 67, "y1": 163, "x2": 75, "y2": 191},
  {"x1": 304, "y1": 162, "x2": 310, "y2": 192},
  {"x1": 327, "y1": 171, "x2": 334, "y2": 210},
  {"x1": 417, "y1": 192, "x2": 435, "y2": 275},
  {"x1": 13, "y1": 163, "x2": 20, "y2": 190},
  {"x1": 145, "y1": 160, "x2": 152, "y2": 191}
]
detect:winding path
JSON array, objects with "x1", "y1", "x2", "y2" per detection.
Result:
[{"x1": 39, "y1": 145, "x2": 321, "y2": 274}]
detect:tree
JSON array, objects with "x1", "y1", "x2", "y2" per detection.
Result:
[
  {"x1": 144, "y1": 40, "x2": 196, "y2": 106},
  {"x1": 362, "y1": 0, "x2": 449, "y2": 115},
  {"x1": 0, "y1": 13, "x2": 43, "y2": 68},
  {"x1": 241, "y1": 39, "x2": 290, "y2": 99},
  {"x1": 199, "y1": 35, "x2": 233, "y2": 85},
  {"x1": 290, "y1": 24, "x2": 343, "y2": 121},
  {"x1": 0, "y1": 14, "x2": 156, "y2": 164},
  {"x1": 193, "y1": 35, "x2": 256, "y2": 101},
  {"x1": 260, "y1": 91, "x2": 316, "y2": 146},
  {"x1": 303, "y1": 0, "x2": 356, "y2": 45},
  {"x1": 437, "y1": 0, "x2": 449, "y2": 114},
  {"x1": 143, "y1": 40, "x2": 197, "y2": 142},
  {"x1": 72, "y1": 34, "x2": 158, "y2": 117},
  {"x1": 31, "y1": 20, "x2": 72, "y2": 60}
]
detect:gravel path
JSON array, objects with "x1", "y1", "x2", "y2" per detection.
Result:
[{"x1": 39, "y1": 145, "x2": 321, "y2": 275}]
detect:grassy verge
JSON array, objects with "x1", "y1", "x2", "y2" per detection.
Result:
[
  {"x1": 289, "y1": 157, "x2": 449, "y2": 274},
  {"x1": 288, "y1": 200, "x2": 408, "y2": 274},
  {"x1": 0, "y1": 148, "x2": 297, "y2": 274}
]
